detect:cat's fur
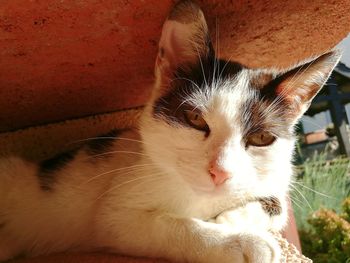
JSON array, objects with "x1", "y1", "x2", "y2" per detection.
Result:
[{"x1": 0, "y1": 1, "x2": 340, "y2": 262}]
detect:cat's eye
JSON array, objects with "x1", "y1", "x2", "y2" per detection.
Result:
[
  {"x1": 246, "y1": 131, "x2": 276, "y2": 147},
  {"x1": 183, "y1": 110, "x2": 210, "y2": 134}
]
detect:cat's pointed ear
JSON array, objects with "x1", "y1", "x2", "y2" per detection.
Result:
[
  {"x1": 267, "y1": 51, "x2": 341, "y2": 122},
  {"x1": 155, "y1": 0, "x2": 213, "y2": 81}
]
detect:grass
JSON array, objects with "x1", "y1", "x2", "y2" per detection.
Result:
[
  {"x1": 291, "y1": 148, "x2": 350, "y2": 261},
  {"x1": 291, "y1": 149, "x2": 350, "y2": 230}
]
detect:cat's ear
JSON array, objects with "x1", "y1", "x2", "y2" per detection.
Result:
[
  {"x1": 155, "y1": 0, "x2": 213, "y2": 81},
  {"x1": 265, "y1": 51, "x2": 341, "y2": 122}
]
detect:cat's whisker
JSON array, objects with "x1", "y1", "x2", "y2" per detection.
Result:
[
  {"x1": 82, "y1": 164, "x2": 157, "y2": 185},
  {"x1": 96, "y1": 172, "x2": 164, "y2": 200},
  {"x1": 126, "y1": 176, "x2": 167, "y2": 193},
  {"x1": 289, "y1": 195, "x2": 303, "y2": 210},
  {"x1": 195, "y1": 47, "x2": 208, "y2": 88},
  {"x1": 283, "y1": 63, "x2": 306, "y2": 92},
  {"x1": 289, "y1": 184, "x2": 313, "y2": 211},
  {"x1": 171, "y1": 77, "x2": 201, "y2": 91},
  {"x1": 217, "y1": 53, "x2": 236, "y2": 85},
  {"x1": 290, "y1": 180, "x2": 333, "y2": 199},
  {"x1": 84, "y1": 150, "x2": 150, "y2": 160},
  {"x1": 211, "y1": 17, "x2": 220, "y2": 90},
  {"x1": 288, "y1": 187, "x2": 305, "y2": 209},
  {"x1": 299, "y1": 118, "x2": 325, "y2": 130},
  {"x1": 111, "y1": 137, "x2": 146, "y2": 144},
  {"x1": 267, "y1": 58, "x2": 319, "y2": 115},
  {"x1": 68, "y1": 136, "x2": 151, "y2": 147},
  {"x1": 284, "y1": 58, "x2": 318, "y2": 93},
  {"x1": 174, "y1": 97, "x2": 195, "y2": 116}
]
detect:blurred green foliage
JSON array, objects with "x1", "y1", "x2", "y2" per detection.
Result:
[
  {"x1": 300, "y1": 200, "x2": 350, "y2": 263},
  {"x1": 291, "y1": 150, "x2": 350, "y2": 262}
]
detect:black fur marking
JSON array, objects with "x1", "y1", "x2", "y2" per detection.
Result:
[
  {"x1": 86, "y1": 129, "x2": 120, "y2": 156},
  {"x1": 38, "y1": 149, "x2": 78, "y2": 191},
  {"x1": 258, "y1": 196, "x2": 282, "y2": 216},
  {"x1": 240, "y1": 96, "x2": 294, "y2": 142},
  {"x1": 240, "y1": 71, "x2": 298, "y2": 141},
  {"x1": 153, "y1": 58, "x2": 243, "y2": 131},
  {"x1": 0, "y1": 221, "x2": 6, "y2": 230},
  {"x1": 36, "y1": 130, "x2": 120, "y2": 191}
]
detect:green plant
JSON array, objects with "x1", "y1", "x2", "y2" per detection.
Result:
[
  {"x1": 291, "y1": 151, "x2": 350, "y2": 230},
  {"x1": 291, "y1": 150, "x2": 350, "y2": 262},
  {"x1": 299, "y1": 201, "x2": 350, "y2": 263}
]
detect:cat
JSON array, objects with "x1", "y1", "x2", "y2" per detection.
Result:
[{"x1": 0, "y1": 1, "x2": 340, "y2": 262}]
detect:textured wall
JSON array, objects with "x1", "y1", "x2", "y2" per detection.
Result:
[{"x1": 0, "y1": 0, "x2": 349, "y2": 132}]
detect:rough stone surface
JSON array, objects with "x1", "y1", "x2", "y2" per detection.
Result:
[{"x1": 0, "y1": 0, "x2": 349, "y2": 132}]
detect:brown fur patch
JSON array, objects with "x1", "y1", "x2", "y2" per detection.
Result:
[
  {"x1": 258, "y1": 196, "x2": 282, "y2": 216},
  {"x1": 241, "y1": 97, "x2": 293, "y2": 142}
]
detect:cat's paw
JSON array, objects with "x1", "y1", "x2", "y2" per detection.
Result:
[
  {"x1": 210, "y1": 231, "x2": 280, "y2": 263},
  {"x1": 237, "y1": 232, "x2": 281, "y2": 263},
  {"x1": 213, "y1": 202, "x2": 275, "y2": 233}
]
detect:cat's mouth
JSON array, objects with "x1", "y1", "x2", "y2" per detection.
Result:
[
  {"x1": 186, "y1": 175, "x2": 233, "y2": 195},
  {"x1": 181, "y1": 174, "x2": 216, "y2": 193}
]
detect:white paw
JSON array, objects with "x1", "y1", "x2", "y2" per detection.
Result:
[
  {"x1": 237, "y1": 232, "x2": 281, "y2": 263},
  {"x1": 214, "y1": 203, "x2": 273, "y2": 233},
  {"x1": 207, "y1": 231, "x2": 281, "y2": 263}
]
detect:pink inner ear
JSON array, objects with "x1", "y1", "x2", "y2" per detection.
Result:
[
  {"x1": 274, "y1": 51, "x2": 341, "y2": 107},
  {"x1": 275, "y1": 82, "x2": 295, "y2": 103},
  {"x1": 159, "y1": 24, "x2": 180, "y2": 72},
  {"x1": 157, "y1": 20, "x2": 200, "y2": 75},
  {"x1": 275, "y1": 84, "x2": 285, "y2": 97}
]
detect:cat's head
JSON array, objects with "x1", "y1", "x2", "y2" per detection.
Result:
[{"x1": 140, "y1": 0, "x2": 340, "y2": 199}]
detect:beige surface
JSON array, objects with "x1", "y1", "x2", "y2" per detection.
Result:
[
  {"x1": 10, "y1": 254, "x2": 167, "y2": 263},
  {"x1": 10, "y1": 232, "x2": 311, "y2": 263},
  {"x1": 0, "y1": 107, "x2": 142, "y2": 161}
]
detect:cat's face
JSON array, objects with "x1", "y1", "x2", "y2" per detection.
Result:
[{"x1": 141, "y1": 1, "x2": 340, "y2": 199}]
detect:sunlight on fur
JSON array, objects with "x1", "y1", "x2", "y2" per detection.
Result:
[{"x1": 0, "y1": 1, "x2": 340, "y2": 262}]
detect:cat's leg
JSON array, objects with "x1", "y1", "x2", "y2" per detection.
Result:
[
  {"x1": 214, "y1": 199, "x2": 288, "y2": 233},
  {"x1": 97, "y1": 209, "x2": 280, "y2": 263}
]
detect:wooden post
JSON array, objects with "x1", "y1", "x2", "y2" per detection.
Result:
[{"x1": 326, "y1": 77, "x2": 350, "y2": 156}]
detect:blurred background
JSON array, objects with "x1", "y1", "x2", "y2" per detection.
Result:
[{"x1": 292, "y1": 34, "x2": 350, "y2": 262}]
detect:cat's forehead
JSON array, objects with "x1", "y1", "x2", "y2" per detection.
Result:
[
  {"x1": 153, "y1": 59, "x2": 251, "y2": 119},
  {"x1": 195, "y1": 69, "x2": 258, "y2": 111},
  {"x1": 155, "y1": 59, "x2": 261, "y2": 113}
]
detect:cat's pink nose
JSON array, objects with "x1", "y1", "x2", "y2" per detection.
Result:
[{"x1": 209, "y1": 164, "x2": 231, "y2": 186}]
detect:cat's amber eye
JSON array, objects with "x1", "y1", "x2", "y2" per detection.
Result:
[
  {"x1": 183, "y1": 110, "x2": 209, "y2": 134},
  {"x1": 246, "y1": 131, "x2": 276, "y2": 147}
]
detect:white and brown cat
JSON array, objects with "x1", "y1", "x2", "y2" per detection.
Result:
[{"x1": 0, "y1": 1, "x2": 340, "y2": 262}]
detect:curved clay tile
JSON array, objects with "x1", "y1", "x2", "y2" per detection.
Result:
[{"x1": 0, "y1": 0, "x2": 349, "y2": 132}]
